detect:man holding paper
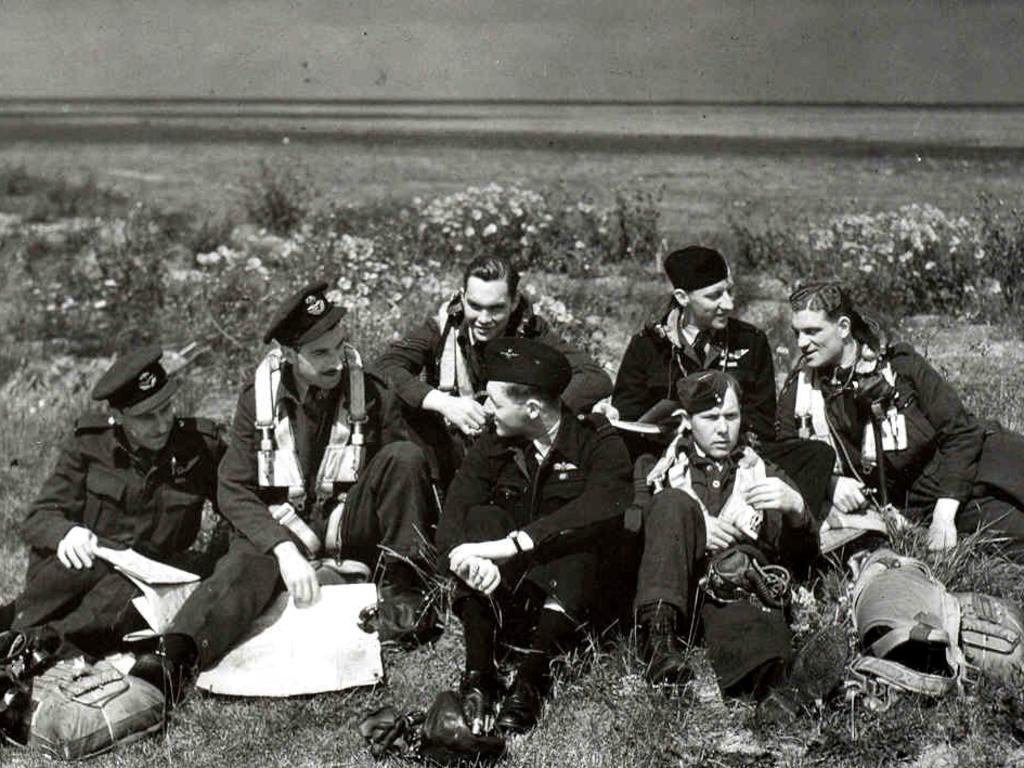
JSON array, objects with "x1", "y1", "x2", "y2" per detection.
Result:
[
  {"x1": 632, "y1": 370, "x2": 813, "y2": 700},
  {"x1": 0, "y1": 345, "x2": 224, "y2": 658}
]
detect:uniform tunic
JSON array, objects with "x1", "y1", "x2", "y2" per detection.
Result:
[
  {"x1": 7, "y1": 415, "x2": 224, "y2": 653},
  {"x1": 777, "y1": 342, "x2": 1024, "y2": 557},
  {"x1": 611, "y1": 307, "x2": 835, "y2": 529},
  {"x1": 634, "y1": 444, "x2": 808, "y2": 692},
  {"x1": 612, "y1": 312, "x2": 776, "y2": 444},
  {"x1": 437, "y1": 411, "x2": 632, "y2": 621},
  {"x1": 373, "y1": 294, "x2": 613, "y2": 485},
  {"x1": 169, "y1": 362, "x2": 436, "y2": 667}
]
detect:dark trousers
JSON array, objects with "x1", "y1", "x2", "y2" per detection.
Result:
[
  {"x1": 6, "y1": 557, "x2": 145, "y2": 657},
  {"x1": 170, "y1": 441, "x2": 433, "y2": 669},
  {"x1": 633, "y1": 488, "x2": 793, "y2": 693},
  {"x1": 336, "y1": 441, "x2": 437, "y2": 570}
]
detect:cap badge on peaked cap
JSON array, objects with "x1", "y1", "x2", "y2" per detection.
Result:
[
  {"x1": 137, "y1": 371, "x2": 158, "y2": 391},
  {"x1": 305, "y1": 294, "x2": 326, "y2": 316}
]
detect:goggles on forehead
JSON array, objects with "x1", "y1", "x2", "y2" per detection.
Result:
[{"x1": 788, "y1": 281, "x2": 844, "y2": 313}]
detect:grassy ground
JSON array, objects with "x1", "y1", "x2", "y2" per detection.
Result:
[{"x1": 2, "y1": 154, "x2": 1024, "y2": 766}]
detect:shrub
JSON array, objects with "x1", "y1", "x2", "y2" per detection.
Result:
[
  {"x1": 975, "y1": 194, "x2": 1024, "y2": 330},
  {"x1": 733, "y1": 203, "x2": 991, "y2": 323},
  {"x1": 239, "y1": 161, "x2": 313, "y2": 235},
  {"x1": 415, "y1": 182, "x2": 665, "y2": 274}
]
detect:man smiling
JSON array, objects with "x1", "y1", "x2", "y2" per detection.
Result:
[
  {"x1": 130, "y1": 282, "x2": 436, "y2": 703},
  {"x1": 436, "y1": 338, "x2": 632, "y2": 736},
  {"x1": 610, "y1": 245, "x2": 776, "y2": 452},
  {"x1": 374, "y1": 254, "x2": 612, "y2": 487},
  {"x1": 0, "y1": 345, "x2": 224, "y2": 658}
]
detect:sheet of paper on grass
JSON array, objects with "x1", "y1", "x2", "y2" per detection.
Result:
[{"x1": 195, "y1": 583, "x2": 383, "y2": 697}]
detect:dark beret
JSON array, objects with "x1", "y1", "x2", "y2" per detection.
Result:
[
  {"x1": 663, "y1": 246, "x2": 729, "y2": 291},
  {"x1": 676, "y1": 370, "x2": 742, "y2": 414},
  {"x1": 263, "y1": 281, "x2": 347, "y2": 346},
  {"x1": 483, "y1": 337, "x2": 572, "y2": 397},
  {"x1": 92, "y1": 344, "x2": 180, "y2": 415}
]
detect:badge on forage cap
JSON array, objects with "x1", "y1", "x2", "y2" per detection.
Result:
[
  {"x1": 483, "y1": 337, "x2": 572, "y2": 397},
  {"x1": 305, "y1": 294, "x2": 326, "y2": 316}
]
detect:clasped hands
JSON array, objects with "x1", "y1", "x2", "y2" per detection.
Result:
[{"x1": 448, "y1": 535, "x2": 532, "y2": 596}]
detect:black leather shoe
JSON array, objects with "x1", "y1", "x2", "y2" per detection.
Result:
[
  {"x1": 459, "y1": 670, "x2": 502, "y2": 735},
  {"x1": 495, "y1": 678, "x2": 542, "y2": 734},
  {"x1": 638, "y1": 604, "x2": 692, "y2": 686}
]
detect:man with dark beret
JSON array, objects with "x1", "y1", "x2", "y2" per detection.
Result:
[
  {"x1": 0, "y1": 345, "x2": 225, "y2": 658},
  {"x1": 373, "y1": 254, "x2": 612, "y2": 488},
  {"x1": 606, "y1": 245, "x2": 835, "y2": 537},
  {"x1": 436, "y1": 337, "x2": 632, "y2": 736},
  {"x1": 631, "y1": 370, "x2": 813, "y2": 700},
  {"x1": 131, "y1": 282, "x2": 436, "y2": 702}
]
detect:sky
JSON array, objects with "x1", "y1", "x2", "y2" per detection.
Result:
[{"x1": 2, "y1": 0, "x2": 1023, "y2": 102}]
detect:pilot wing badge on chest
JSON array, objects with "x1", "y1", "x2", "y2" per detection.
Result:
[{"x1": 724, "y1": 348, "x2": 749, "y2": 369}]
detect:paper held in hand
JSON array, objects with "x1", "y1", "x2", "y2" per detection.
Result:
[
  {"x1": 93, "y1": 546, "x2": 201, "y2": 638},
  {"x1": 610, "y1": 398, "x2": 683, "y2": 435}
]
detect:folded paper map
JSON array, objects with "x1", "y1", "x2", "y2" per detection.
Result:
[{"x1": 195, "y1": 583, "x2": 383, "y2": 697}]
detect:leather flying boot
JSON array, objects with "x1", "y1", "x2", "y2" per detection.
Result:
[
  {"x1": 639, "y1": 603, "x2": 692, "y2": 686},
  {"x1": 129, "y1": 633, "x2": 198, "y2": 708},
  {"x1": 458, "y1": 669, "x2": 502, "y2": 736},
  {"x1": 495, "y1": 677, "x2": 542, "y2": 734}
]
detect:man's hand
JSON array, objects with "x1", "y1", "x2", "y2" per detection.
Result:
[
  {"x1": 744, "y1": 478, "x2": 805, "y2": 516},
  {"x1": 927, "y1": 498, "x2": 960, "y2": 552},
  {"x1": 273, "y1": 541, "x2": 320, "y2": 608},
  {"x1": 423, "y1": 391, "x2": 488, "y2": 437},
  {"x1": 448, "y1": 537, "x2": 524, "y2": 573},
  {"x1": 453, "y1": 556, "x2": 502, "y2": 596},
  {"x1": 591, "y1": 400, "x2": 620, "y2": 421},
  {"x1": 703, "y1": 515, "x2": 744, "y2": 552},
  {"x1": 57, "y1": 526, "x2": 98, "y2": 570},
  {"x1": 831, "y1": 476, "x2": 869, "y2": 514}
]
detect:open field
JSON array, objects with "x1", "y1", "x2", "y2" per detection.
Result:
[{"x1": 2, "y1": 117, "x2": 1024, "y2": 766}]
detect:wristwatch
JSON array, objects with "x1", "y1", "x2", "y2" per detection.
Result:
[{"x1": 508, "y1": 530, "x2": 531, "y2": 554}]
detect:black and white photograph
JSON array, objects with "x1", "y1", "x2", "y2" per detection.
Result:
[{"x1": 2, "y1": 2, "x2": 1024, "y2": 765}]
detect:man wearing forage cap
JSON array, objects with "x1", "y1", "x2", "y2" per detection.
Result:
[
  {"x1": 0, "y1": 345, "x2": 225, "y2": 659},
  {"x1": 131, "y1": 281, "x2": 437, "y2": 703},
  {"x1": 436, "y1": 337, "x2": 632, "y2": 736},
  {"x1": 632, "y1": 370, "x2": 814, "y2": 702},
  {"x1": 604, "y1": 245, "x2": 835, "y2": 546}
]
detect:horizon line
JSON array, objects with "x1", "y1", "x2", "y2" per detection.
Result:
[{"x1": 2, "y1": 95, "x2": 1024, "y2": 109}]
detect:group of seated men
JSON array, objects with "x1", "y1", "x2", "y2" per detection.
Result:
[{"x1": 3, "y1": 244, "x2": 1024, "y2": 738}]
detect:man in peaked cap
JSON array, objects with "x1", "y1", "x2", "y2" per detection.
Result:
[
  {"x1": 0, "y1": 345, "x2": 225, "y2": 659},
  {"x1": 631, "y1": 370, "x2": 814, "y2": 701},
  {"x1": 131, "y1": 281, "x2": 437, "y2": 703},
  {"x1": 436, "y1": 337, "x2": 633, "y2": 736}
]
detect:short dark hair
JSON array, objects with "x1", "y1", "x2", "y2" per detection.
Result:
[
  {"x1": 502, "y1": 382, "x2": 561, "y2": 408},
  {"x1": 788, "y1": 281, "x2": 881, "y2": 348},
  {"x1": 462, "y1": 255, "x2": 520, "y2": 297}
]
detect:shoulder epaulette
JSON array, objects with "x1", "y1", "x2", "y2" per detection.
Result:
[
  {"x1": 175, "y1": 416, "x2": 222, "y2": 438},
  {"x1": 74, "y1": 413, "x2": 117, "y2": 433}
]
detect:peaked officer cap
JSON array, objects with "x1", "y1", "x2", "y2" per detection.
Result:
[
  {"x1": 263, "y1": 281, "x2": 347, "y2": 347},
  {"x1": 92, "y1": 344, "x2": 181, "y2": 415}
]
